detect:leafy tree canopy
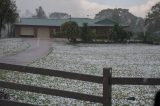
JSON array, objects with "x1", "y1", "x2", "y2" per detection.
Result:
[
  {"x1": 61, "y1": 21, "x2": 79, "y2": 42},
  {"x1": 145, "y1": 2, "x2": 160, "y2": 33},
  {"x1": 80, "y1": 23, "x2": 94, "y2": 42},
  {"x1": 32, "y1": 6, "x2": 47, "y2": 19},
  {"x1": 0, "y1": 0, "x2": 18, "y2": 37},
  {"x1": 111, "y1": 24, "x2": 130, "y2": 42},
  {"x1": 49, "y1": 12, "x2": 70, "y2": 19}
]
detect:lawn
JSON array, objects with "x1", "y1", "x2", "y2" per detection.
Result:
[
  {"x1": 1, "y1": 41, "x2": 160, "y2": 106},
  {"x1": 0, "y1": 38, "x2": 29, "y2": 80},
  {"x1": 0, "y1": 38, "x2": 29, "y2": 58}
]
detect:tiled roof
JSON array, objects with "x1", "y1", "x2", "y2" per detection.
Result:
[{"x1": 15, "y1": 18, "x2": 127, "y2": 27}]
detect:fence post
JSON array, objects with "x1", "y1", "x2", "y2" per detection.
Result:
[{"x1": 103, "y1": 68, "x2": 112, "y2": 106}]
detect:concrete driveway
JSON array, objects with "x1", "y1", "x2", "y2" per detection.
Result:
[{"x1": 0, "y1": 38, "x2": 52, "y2": 65}]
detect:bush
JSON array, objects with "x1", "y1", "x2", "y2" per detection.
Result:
[
  {"x1": 111, "y1": 24, "x2": 131, "y2": 42},
  {"x1": 152, "y1": 32, "x2": 160, "y2": 44},
  {"x1": 61, "y1": 21, "x2": 79, "y2": 42},
  {"x1": 136, "y1": 32, "x2": 153, "y2": 43},
  {"x1": 80, "y1": 23, "x2": 95, "y2": 42}
]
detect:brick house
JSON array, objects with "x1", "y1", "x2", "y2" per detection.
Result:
[{"x1": 15, "y1": 18, "x2": 127, "y2": 39}]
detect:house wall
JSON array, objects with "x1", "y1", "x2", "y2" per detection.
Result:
[
  {"x1": 37, "y1": 27, "x2": 50, "y2": 38},
  {"x1": 15, "y1": 25, "x2": 114, "y2": 39},
  {"x1": 20, "y1": 26, "x2": 34, "y2": 36},
  {"x1": 49, "y1": 27, "x2": 60, "y2": 38},
  {"x1": 91, "y1": 26, "x2": 112, "y2": 39},
  {"x1": 15, "y1": 25, "x2": 58, "y2": 38}
]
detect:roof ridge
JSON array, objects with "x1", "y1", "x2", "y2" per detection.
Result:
[
  {"x1": 95, "y1": 18, "x2": 117, "y2": 24},
  {"x1": 21, "y1": 18, "x2": 67, "y2": 20},
  {"x1": 20, "y1": 17, "x2": 93, "y2": 20}
]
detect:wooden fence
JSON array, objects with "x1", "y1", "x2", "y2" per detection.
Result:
[{"x1": 0, "y1": 63, "x2": 160, "y2": 106}]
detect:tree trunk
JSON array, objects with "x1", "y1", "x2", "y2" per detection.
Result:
[
  {"x1": 7, "y1": 24, "x2": 10, "y2": 37},
  {"x1": 8, "y1": 24, "x2": 9, "y2": 37},
  {"x1": 0, "y1": 18, "x2": 3, "y2": 38},
  {"x1": 0, "y1": 27, "x2": 2, "y2": 38}
]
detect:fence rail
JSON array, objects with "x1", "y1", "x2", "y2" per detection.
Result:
[
  {"x1": 0, "y1": 81, "x2": 103, "y2": 103},
  {"x1": 0, "y1": 63, "x2": 160, "y2": 106},
  {"x1": 112, "y1": 77, "x2": 160, "y2": 85},
  {"x1": 0, "y1": 99, "x2": 37, "y2": 106},
  {"x1": 0, "y1": 63, "x2": 102, "y2": 83}
]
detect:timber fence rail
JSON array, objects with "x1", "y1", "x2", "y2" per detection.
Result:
[{"x1": 0, "y1": 63, "x2": 160, "y2": 106}]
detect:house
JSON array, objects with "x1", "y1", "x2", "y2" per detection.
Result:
[{"x1": 14, "y1": 18, "x2": 127, "y2": 39}]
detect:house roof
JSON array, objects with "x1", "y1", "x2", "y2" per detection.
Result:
[{"x1": 15, "y1": 18, "x2": 127, "y2": 27}]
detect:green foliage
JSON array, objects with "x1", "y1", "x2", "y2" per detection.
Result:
[
  {"x1": 111, "y1": 24, "x2": 130, "y2": 42},
  {"x1": 0, "y1": 0, "x2": 18, "y2": 37},
  {"x1": 112, "y1": 9, "x2": 121, "y2": 23},
  {"x1": 61, "y1": 21, "x2": 79, "y2": 42},
  {"x1": 91, "y1": 29, "x2": 97, "y2": 40},
  {"x1": 137, "y1": 32, "x2": 153, "y2": 43},
  {"x1": 152, "y1": 36, "x2": 160, "y2": 44},
  {"x1": 145, "y1": 2, "x2": 160, "y2": 33},
  {"x1": 151, "y1": 32, "x2": 160, "y2": 44},
  {"x1": 136, "y1": 32, "x2": 146, "y2": 41},
  {"x1": 80, "y1": 23, "x2": 95, "y2": 42},
  {"x1": 32, "y1": 6, "x2": 47, "y2": 19}
]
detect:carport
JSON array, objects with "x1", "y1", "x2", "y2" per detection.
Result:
[{"x1": 37, "y1": 27, "x2": 50, "y2": 38}]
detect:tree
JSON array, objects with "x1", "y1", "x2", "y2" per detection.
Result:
[
  {"x1": 119, "y1": 30, "x2": 128, "y2": 42},
  {"x1": 145, "y1": 2, "x2": 160, "y2": 34},
  {"x1": 111, "y1": 24, "x2": 129, "y2": 42},
  {"x1": 23, "y1": 10, "x2": 33, "y2": 18},
  {"x1": 112, "y1": 9, "x2": 121, "y2": 23},
  {"x1": 111, "y1": 24, "x2": 119, "y2": 42},
  {"x1": 80, "y1": 23, "x2": 94, "y2": 42},
  {"x1": 0, "y1": 0, "x2": 18, "y2": 37},
  {"x1": 136, "y1": 32, "x2": 152, "y2": 43},
  {"x1": 49, "y1": 12, "x2": 70, "y2": 19},
  {"x1": 32, "y1": 6, "x2": 47, "y2": 19},
  {"x1": 61, "y1": 21, "x2": 79, "y2": 42}
]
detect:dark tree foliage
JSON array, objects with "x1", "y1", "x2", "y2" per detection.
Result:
[
  {"x1": 0, "y1": 0, "x2": 18, "y2": 37},
  {"x1": 49, "y1": 12, "x2": 70, "y2": 19},
  {"x1": 111, "y1": 24, "x2": 130, "y2": 42},
  {"x1": 137, "y1": 32, "x2": 153, "y2": 43},
  {"x1": 112, "y1": 9, "x2": 121, "y2": 23},
  {"x1": 145, "y1": 2, "x2": 160, "y2": 34},
  {"x1": 111, "y1": 24, "x2": 119, "y2": 42},
  {"x1": 32, "y1": 6, "x2": 47, "y2": 19},
  {"x1": 61, "y1": 21, "x2": 79, "y2": 42},
  {"x1": 80, "y1": 23, "x2": 94, "y2": 42}
]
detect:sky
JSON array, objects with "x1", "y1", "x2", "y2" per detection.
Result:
[{"x1": 15, "y1": 0, "x2": 159, "y2": 18}]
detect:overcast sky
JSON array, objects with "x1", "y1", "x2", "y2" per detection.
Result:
[{"x1": 15, "y1": 0, "x2": 159, "y2": 18}]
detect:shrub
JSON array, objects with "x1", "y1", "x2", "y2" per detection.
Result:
[
  {"x1": 151, "y1": 32, "x2": 160, "y2": 44},
  {"x1": 136, "y1": 32, "x2": 153, "y2": 43},
  {"x1": 80, "y1": 23, "x2": 95, "y2": 42},
  {"x1": 111, "y1": 24, "x2": 131, "y2": 42},
  {"x1": 61, "y1": 21, "x2": 79, "y2": 42}
]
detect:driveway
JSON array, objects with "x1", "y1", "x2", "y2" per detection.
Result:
[{"x1": 0, "y1": 38, "x2": 52, "y2": 65}]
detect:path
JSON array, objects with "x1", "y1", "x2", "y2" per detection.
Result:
[{"x1": 0, "y1": 38, "x2": 51, "y2": 65}]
